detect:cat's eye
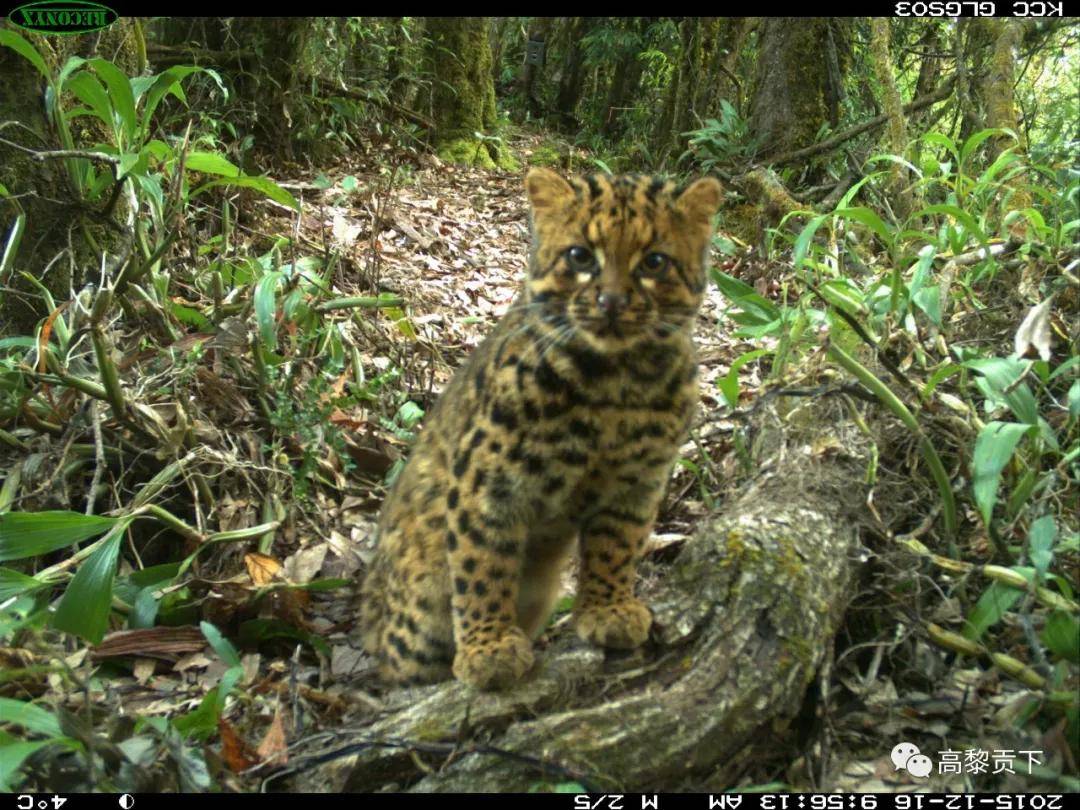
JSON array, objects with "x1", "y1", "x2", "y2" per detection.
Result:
[
  {"x1": 566, "y1": 246, "x2": 595, "y2": 269},
  {"x1": 640, "y1": 252, "x2": 669, "y2": 275}
]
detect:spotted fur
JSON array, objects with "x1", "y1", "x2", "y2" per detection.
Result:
[{"x1": 359, "y1": 168, "x2": 722, "y2": 689}]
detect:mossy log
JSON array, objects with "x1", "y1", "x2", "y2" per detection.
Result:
[{"x1": 291, "y1": 399, "x2": 868, "y2": 792}]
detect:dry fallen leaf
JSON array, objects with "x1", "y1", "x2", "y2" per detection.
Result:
[
  {"x1": 219, "y1": 718, "x2": 260, "y2": 773},
  {"x1": 245, "y1": 552, "x2": 283, "y2": 586},
  {"x1": 256, "y1": 703, "x2": 289, "y2": 768},
  {"x1": 1014, "y1": 296, "x2": 1054, "y2": 361}
]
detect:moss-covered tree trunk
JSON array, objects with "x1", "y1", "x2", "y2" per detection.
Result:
[
  {"x1": 422, "y1": 17, "x2": 510, "y2": 169},
  {"x1": 600, "y1": 22, "x2": 644, "y2": 140},
  {"x1": 519, "y1": 17, "x2": 553, "y2": 120},
  {"x1": 975, "y1": 18, "x2": 1031, "y2": 235},
  {"x1": 554, "y1": 17, "x2": 593, "y2": 131},
  {"x1": 292, "y1": 396, "x2": 868, "y2": 791},
  {"x1": 699, "y1": 17, "x2": 756, "y2": 120},
  {"x1": 0, "y1": 20, "x2": 142, "y2": 335},
  {"x1": 666, "y1": 18, "x2": 705, "y2": 159},
  {"x1": 870, "y1": 19, "x2": 912, "y2": 219},
  {"x1": 749, "y1": 17, "x2": 832, "y2": 160}
]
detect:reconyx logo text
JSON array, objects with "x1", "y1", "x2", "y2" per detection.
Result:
[{"x1": 8, "y1": 1, "x2": 118, "y2": 35}]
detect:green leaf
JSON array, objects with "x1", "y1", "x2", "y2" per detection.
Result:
[
  {"x1": 1028, "y1": 515, "x2": 1056, "y2": 580},
  {"x1": 169, "y1": 303, "x2": 212, "y2": 331},
  {"x1": 0, "y1": 697, "x2": 62, "y2": 737},
  {"x1": 89, "y1": 58, "x2": 137, "y2": 143},
  {"x1": 718, "y1": 348, "x2": 770, "y2": 408},
  {"x1": 0, "y1": 511, "x2": 118, "y2": 562},
  {"x1": 140, "y1": 66, "x2": 201, "y2": 135},
  {"x1": 960, "y1": 128, "x2": 1013, "y2": 166},
  {"x1": 254, "y1": 271, "x2": 283, "y2": 349},
  {"x1": 962, "y1": 575, "x2": 1030, "y2": 641},
  {"x1": 0, "y1": 740, "x2": 49, "y2": 792},
  {"x1": 918, "y1": 204, "x2": 989, "y2": 251},
  {"x1": 972, "y1": 422, "x2": 1031, "y2": 526},
  {"x1": 963, "y1": 357, "x2": 1039, "y2": 425},
  {"x1": 710, "y1": 269, "x2": 779, "y2": 325},
  {"x1": 0, "y1": 567, "x2": 47, "y2": 601},
  {"x1": 912, "y1": 285, "x2": 942, "y2": 326},
  {"x1": 0, "y1": 30, "x2": 50, "y2": 82},
  {"x1": 395, "y1": 401, "x2": 425, "y2": 430},
  {"x1": 66, "y1": 71, "x2": 114, "y2": 133},
  {"x1": 200, "y1": 620, "x2": 241, "y2": 668},
  {"x1": 193, "y1": 175, "x2": 299, "y2": 211},
  {"x1": 1068, "y1": 380, "x2": 1079, "y2": 421},
  {"x1": 1042, "y1": 611, "x2": 1080, "y2": 664},
  {"x1": 185, "y1": 151, "x2": 241, "y2": 177},
  {"x1": 51, "y1": 523, "x2": 127, "y2": 643},
  {"x1": 834, "y1": 206, "x2": 894, "y2": 249},
  {"x1": 791, "y1": 213, "x2": 828, "y2": 271}
]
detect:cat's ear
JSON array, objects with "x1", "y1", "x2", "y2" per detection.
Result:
[
  {"x1": 525, "y1": 167, "x2": 575, "y2": 212},
  {"x1": 675, "y1": 177, "x2": 722, "y2": 223}
]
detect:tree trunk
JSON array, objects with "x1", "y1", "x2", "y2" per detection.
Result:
[
  {"x1": 600, "y1": 26, "x2": 644, "y2": 140},
  {"x1": 290, "y1": 396, "x2": 868, "y2": 792},
  {"x1": 749, "y1": 17, "x2": 833, "y2": 161},
  {"x1": 667, "y1": 18, "x2": 703, "y2": 157},
  {"x1": 555, "y1": 17, "x2": 593, "y2": 131},
  {"x1": 870, "y1": 19, "x2": 912, "y2": 219},
  {"x1": 0, "y1": 20, "x2": 142, "y2": 335},
  {"x1": 519, "y1": 17, "x2": 554, "y2": 120},
  {"x1": 422, "y1": 17, "x2": 504, "y2": 168}
]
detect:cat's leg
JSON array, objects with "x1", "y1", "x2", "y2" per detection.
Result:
[
  {"x1": 517, "y1": 519, "x2": 577, "y2": 638},
  {"x1": 573, "y1": 478, "x2": 665, "y2": 649}
]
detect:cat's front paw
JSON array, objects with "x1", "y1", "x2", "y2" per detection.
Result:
[
  {"x1": 452, "y1": 627, "x2": 534, "y2": 690},
  {"x1": 575, "y1": 599, "x2": 652, "y2": 649}
]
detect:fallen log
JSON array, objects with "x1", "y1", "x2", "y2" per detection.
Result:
[{"x1": 288, "y1": 395, "x2": 869, "y2": 792}]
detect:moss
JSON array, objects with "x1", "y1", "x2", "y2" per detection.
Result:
[
  {"x1": 527, "y1": 143, "x2": 563, "y2": 167},
  {"x1": 436, "y1": 138, "x2": 520, "y2": 172}
]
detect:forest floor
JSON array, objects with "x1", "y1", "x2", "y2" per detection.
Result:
[{"x1": 6, "y1": 132, "x2": 1067, "y2": 793}]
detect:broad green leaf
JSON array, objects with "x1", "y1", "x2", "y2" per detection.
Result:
[
  {"x1": 1042, "y1": 611, "x2": 1080, "y2": 664},
  {"x1": 200, "y1": 620, "x2": 241, "y2": 668},
  {"x1": 972, "y1": 422, "x2": 1031, "y2": 526},
  {"x1": 0, "y1": 697, "x2": 62, "y2": 737},
  {"x1": 963, "y1": 356, "x2": 1039, "y2": 425},
  {"x1": 792, "y1": 213, "x2": 828, "y2": 271},
  {"x1": 0, "y1": 567, "x2": 47, "y2": 601},
  {"x1": 0, "y1": 511, "x2": 117, "y2": 562},
  {"x1": 0, "y1": 30, "x2": 50, "y2": 82},
  {"x1": 254, "y1": 271, "x2": 283, "y2": 349},
  {"x1": 921, "y1": 131, "x2": 960, "y2": 163},
  {"x1": 710, "y1": 269, "x2": 779, "y2": 324},
  {"x1": 89, "y1": 58, "x2": 136, "y2": 143},
  {"x1": 0, "y1": 740, "x2": 49, "y2": 792},
  {"x1": 919, "y1": 204, "x2": 989, "y2": 251},
  {"x1": 960, "y1": 128, "x2": 1013, "y2": 166},
  {"x1": 1069, "y1": 380, "x2": 1079, "y2": 421},
  {"x1": 1028, "y1": 515, "x2": 1056, "y2": 580},
  {"x1": 66, "y1": 71, "x2": 114, "y2": 133},
  {"x1": 170, "y1": 303, "x2": 212, "y2": 331},
  {"x1": 718, "y1": 348, "x2": 770, "y2": 408},
  {"x1": 962, "y1": 573, "x2": 1032, "y2": 641},
  {"x1": 834, "y1": 206, "x2": 893, "y2": 248},
  {"x1": 185, "y1": 151, "x2": 241, "y2": 177},
  {"x1": 837, "y1": 171, "x2": 886, "y2": 209},
  {"x1": 912, "y1": 286, "x2": 942, "y2": 326},
  {"x1": 51, "y1": 523, "x2": 127, "y2": 643},
  {"x1": 818, "y1": 279, "x2": 867, "y2": 316},
  {"x1": 141, "y1": 66, "x2": 201, "y2": 134},
  {"x1": 193, "y1": 176, "x2": 299, "y2": 211}
]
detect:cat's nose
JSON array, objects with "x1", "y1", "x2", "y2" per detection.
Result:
[{"x1": 597, "y1": 291, "x2": 627, "y2": 317}]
